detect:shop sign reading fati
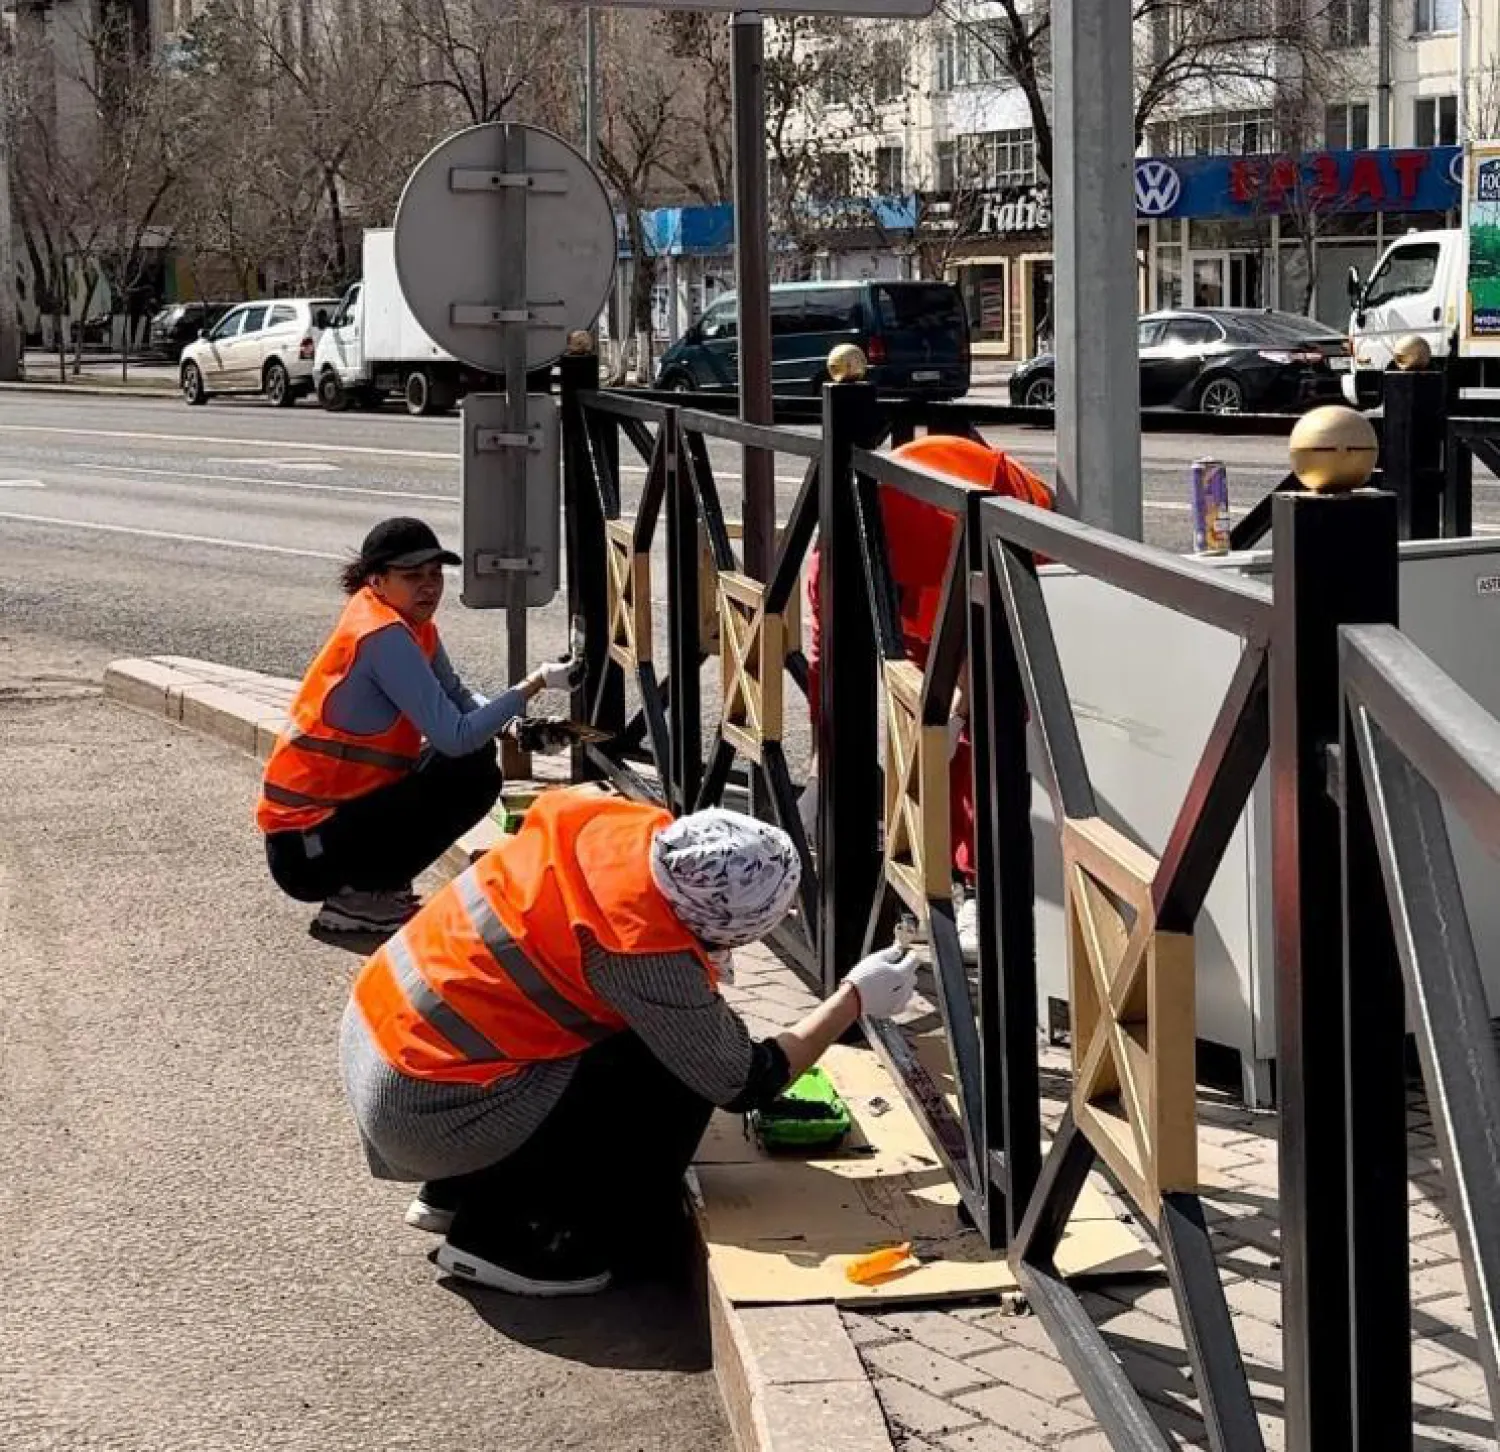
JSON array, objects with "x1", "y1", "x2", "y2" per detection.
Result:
[{"x1": 922, "y1": 185, "x2": 1052, "y2": 238}]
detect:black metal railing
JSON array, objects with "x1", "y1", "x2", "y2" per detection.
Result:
[
  {"x1": 560, "y1": 353, "x2": 1500, "y2": 1451},
  {"x1": 1337, "y1": 623, "x2": 1500, "y2": 1445}
]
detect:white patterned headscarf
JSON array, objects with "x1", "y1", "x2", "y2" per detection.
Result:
[{"x1": 649, "y1": 808, "x2": 801, "y2": 948}]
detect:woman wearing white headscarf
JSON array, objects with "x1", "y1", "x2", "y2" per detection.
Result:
[{"x1": 340, "y1": 785, "x2": 918, "y2": 1297}]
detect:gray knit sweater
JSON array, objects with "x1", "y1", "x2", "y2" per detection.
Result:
[{"x1": 341, "y1": 933, "x2": 769, "y2": 1182}]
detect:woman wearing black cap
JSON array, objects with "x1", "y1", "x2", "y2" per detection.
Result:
[{"x1": 256, "y1": 517, "x2": 580, "y2": 934}]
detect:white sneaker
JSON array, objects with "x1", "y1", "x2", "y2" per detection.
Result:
[
  {"x1": 955, "y1": 891, "x2": 980, "y2": 964},
  {"x1": 405, "y1": 1192, "x2": 455, "y2": 1236},
  {"x1": 313, "y1": 888, "x2": 419, "y2": 934}
]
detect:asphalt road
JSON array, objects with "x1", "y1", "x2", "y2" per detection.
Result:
[
  {"x1": 0, "y1": 390, "x2": 1441, "y2": 694},
  {"x1": 0, "y1": 630, "x2": 729, "y2": 1452}
]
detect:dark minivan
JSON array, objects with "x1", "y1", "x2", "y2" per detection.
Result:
[{"x1": 656, "y1": 280, "x2": 970, "y2": 399}]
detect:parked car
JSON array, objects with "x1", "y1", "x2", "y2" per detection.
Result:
[
  {"x1": 1008, "y1": 308, "x2": 1352, "y2": 415},
  {"x1": 655, "y1": 279, "x2": 971, "y2": 399},
  {"x1": 179, "y1": 297, "x2": 342, "y2": 406},
  {"x1": 148, "y1": 302, "x2": 231, "y2": 362}
]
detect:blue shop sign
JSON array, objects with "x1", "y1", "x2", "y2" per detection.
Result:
[{"x1": 1133, "y1": 146, "x2": 1462, "y2": 221}]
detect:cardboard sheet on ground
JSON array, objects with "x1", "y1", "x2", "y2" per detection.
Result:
[{"x1": 692, "y1": 1041, "x2": 1156, "y2": 1305}]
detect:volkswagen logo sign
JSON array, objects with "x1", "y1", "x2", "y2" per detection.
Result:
[
  {"x1": 1450, "y1": 150, "x2": 1466, "y2": 188},
  {"x1": 1134, "y1": 160, "x2": 1182, "y2": 218}
]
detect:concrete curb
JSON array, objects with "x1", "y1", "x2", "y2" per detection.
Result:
[
  {"x1": 104, "y1": 653, "x2": 892, "y2": 1452},
  {"x1": 1, "y1": 380, "x2": 178, "y2": 398}
]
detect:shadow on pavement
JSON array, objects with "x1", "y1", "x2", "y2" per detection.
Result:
[{"x1": 438, "y1": 1264, "x2": 713, "y2": 1374}]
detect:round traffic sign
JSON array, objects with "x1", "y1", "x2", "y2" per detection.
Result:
[{"x1": 393, "y1": 123, "x2": 616, "y2": 374}]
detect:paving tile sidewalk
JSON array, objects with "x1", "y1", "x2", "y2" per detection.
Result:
[{"x1": 107, "y1": 654, "x2": 1494, "y2": 1452}]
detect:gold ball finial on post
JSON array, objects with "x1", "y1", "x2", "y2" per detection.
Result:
[
  {"x1": 1288, "y1": 405, "x2": 1379, "y2": 494},
  {"x1": 826, "y1": 343, "x2": 869, "y2": 383},
  {"x1": 1392, "y1": 333, "x2": 1433, "y2": 371}
]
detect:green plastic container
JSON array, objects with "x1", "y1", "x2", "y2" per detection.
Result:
[{"x1": 748, "y1": 1067, "x2": 852, "y2": 1152}]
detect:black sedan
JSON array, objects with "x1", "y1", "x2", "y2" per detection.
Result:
[
  {"x1": 1009, "y1": 308, "x2": 1352, "y2": 415},
  {"x1": 147, "y1": 301, "x2": 232, "y2": 363}
]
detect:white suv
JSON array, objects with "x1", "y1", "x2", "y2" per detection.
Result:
[{"x1": 179, "y1": 297, "x2": 342, "y2": 406}]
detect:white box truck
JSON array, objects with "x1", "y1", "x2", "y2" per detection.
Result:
[
  {"x1": 314, "y1": 228, "x2": 497, "y2": 415},
  {"x1": 1345, "y1": 144, "x2": 1500, "y2": 404}
]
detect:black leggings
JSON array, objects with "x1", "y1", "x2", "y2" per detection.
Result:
[
  {"x1": 264, "y1": 742, "x2": 502, "y2": 900},
  {"x1": 435, "y1": 1032, "x2": 716, "y2": 1256}
]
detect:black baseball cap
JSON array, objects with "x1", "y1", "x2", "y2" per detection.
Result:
[{"x1": 358, "y1": 517, "x2": 460, "y2": 572}]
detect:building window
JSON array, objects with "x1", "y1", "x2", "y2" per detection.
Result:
[
  {"x1": 1414, "y1": 94, "x2": 1458, "y2": 145},
  {"x1": 954, "y1": 129, "x2": 1037, "y2": 187},
  {"x1": 818, "y1": 153, "x2": 853, "y2": 201},
  {"x1": 935, "y1": 19, "x2": 1007, "y2": 92},
  {"x1": 872, "y1": 41, "x2": 905, "y2": 104},
  {"x1": 1329, "y1": 0, "x2": 1371, "y2": 46},
  {"x1": 1413, "y1": 0, "x2": 1459, "y2": 34},
  {"x1": 1162, "y1": 109, "x2": 1276, "y2": 156},
  {"x1": 875, "y1": 146, "x2": 905, "y2": 195},
  {"x1": 937, "y1": 140, "x2": 956, "y2": 192},
  {"x1": 1325, "y1": 101, "x2": 1371, "y2": 149}
]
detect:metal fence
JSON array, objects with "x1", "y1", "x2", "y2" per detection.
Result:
[{"x1": 558, "y1": 352, "x2": 1500, "y2": 1451}]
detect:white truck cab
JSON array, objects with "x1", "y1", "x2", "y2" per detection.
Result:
[{"x1": 1344, "y1": 229, "x2": 1461, "y2": 405}]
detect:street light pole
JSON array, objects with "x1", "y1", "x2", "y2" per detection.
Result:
[{"x1": 1053, "y1": 0, "x2": 1141, "y2": 537}]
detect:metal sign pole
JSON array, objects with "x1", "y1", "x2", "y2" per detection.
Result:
[
  {"x1": 732, "y1": 10, "x2": 775, "y2": 582},
  {"x1": 500, "y1": 123, "x2": 532, "y2": 769}
]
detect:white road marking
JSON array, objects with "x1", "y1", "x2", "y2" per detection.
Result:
[
  {"x1": 0, "y1": 423, "x2": 452, "y2": 461},
  {"x1": 0, "y1": 479, "x2": 44, "y2": 489},
  {"x1": 198, "y1": 457, "x2": 343, "y2": 472},
  {"x1": 69, "y1": 461, "x2": 454, "y2": 505},
  {"x1": 0, "y1": 511, "x2": 342, "y2": 559}
]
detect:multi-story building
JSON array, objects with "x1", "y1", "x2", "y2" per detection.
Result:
[{"x1": 789, "y1": 0, "x2": 1491, "y2": 362}]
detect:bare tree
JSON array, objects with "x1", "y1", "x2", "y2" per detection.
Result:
[
  {"x1": 761, "y1": 15, "x2": 915, "y2": 270},
  {"x1": 936, "y1": 0, "x2": 1353, "y2": 181}
]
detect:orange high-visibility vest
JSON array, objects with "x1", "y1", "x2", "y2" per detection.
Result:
[
  {"x1": 256, "y1": 586, "x2": 439, "y2": 834},
  {"x1": 883, "y1": 436, "x2": 1055, "y2": 648},
  {"x1": 350, "y1": 787, "x2": 716, "y2": 1087}
]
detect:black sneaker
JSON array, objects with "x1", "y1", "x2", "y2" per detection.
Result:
[{"x1": 436, "y1": 1218, "x2": 612, "y2": 1297}]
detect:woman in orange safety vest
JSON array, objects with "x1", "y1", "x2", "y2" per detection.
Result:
[
  {"x1": 340, "y1": 785, "x2": 920, "y2": 1297},
  {"x1": 259, "y1": 516, "x2": 581, "y2": 936},
  {"x1": 803, "y1": 437, "x2": 1054, "y2": 957}
]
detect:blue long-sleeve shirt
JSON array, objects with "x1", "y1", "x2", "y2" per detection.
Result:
[{"x1": 323, "y1": 624, "x2": 525, "y2": 757}]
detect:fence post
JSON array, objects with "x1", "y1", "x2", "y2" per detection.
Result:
[
  {"x1": 1339, "y1": 655, "x2": 1413, "y2": 1447},
  {"x1": 1380, "y1": 368, "x2": 1446, "y2": 540},
  {"x1": 1270, "y1": 486, "x2": 1399, "y2": 1452},
  {"x1": 664, "y1": 411, "x2": 702, "y2": 813},
  {"x1": 560, "y1": 347, "x2": 621, "y2": 780},
  {"x1": 967, "y1": 492, "x2": 1042, "y2": 1242},
  {"x1": 818, "y1": 379, "x2": 884, "y2": 994}
]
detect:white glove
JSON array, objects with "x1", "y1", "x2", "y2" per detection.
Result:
[
  {"x1": 537, "y1": 653, "x2": 585, "y2": 691},
  {"x1": 846, "y1": 944, "x2": 919, "y2": 1019}
]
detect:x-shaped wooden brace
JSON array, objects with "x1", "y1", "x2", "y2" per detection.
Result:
[
  {"x1": 605, "y1": 520, "x2": 652, "y2": 671},
  {"x1": 881, "y1": 660, "x2": 952, "y2": 922},
  {"x1": 698, "y1": 525, "x2": 802, "y2": 656},
  {"x1": 718, "y1": 571, "x2": 789, "y2": 766},
  {"x1": 1063, "y1": 815, "x2": 1198, "y2": 1224}
]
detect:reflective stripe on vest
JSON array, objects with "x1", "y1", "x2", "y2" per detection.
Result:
[
  {"x1": 260, "y1": 780, "x2": 350, "y2": 811},
  {"x1": 385, "y1": 929, "x2": 507, "y2": 1064},
  {"x1": 451, "y1": 870, "x2": 611, "y2": 1046},
  {"x1": 284, "y1": 730, "x2": 421, "y2": 772}
]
